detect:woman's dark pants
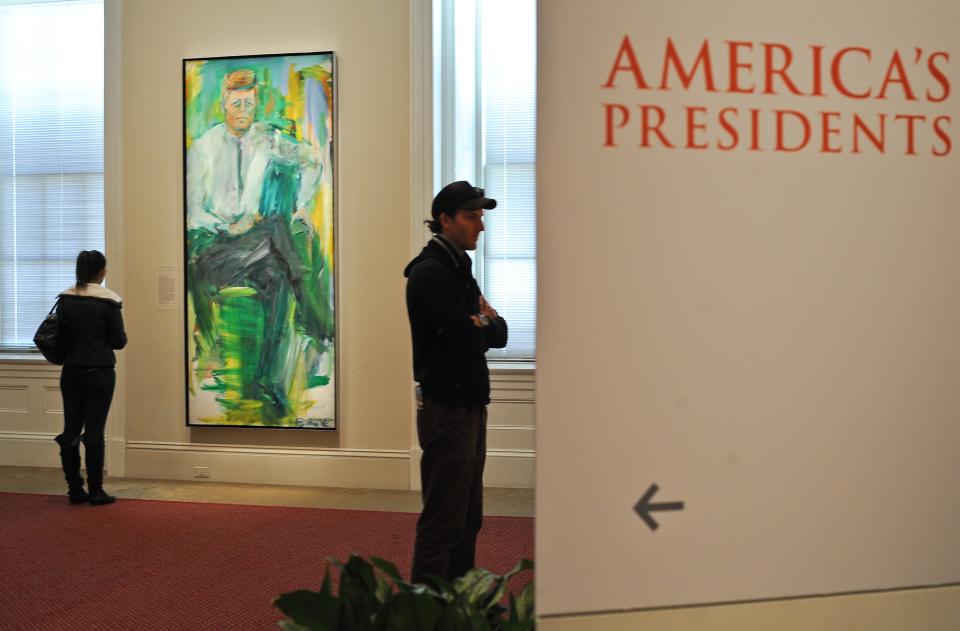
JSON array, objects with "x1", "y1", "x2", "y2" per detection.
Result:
[{"x1": 56, "y1": 366, "x2": 115, "y2": 494}]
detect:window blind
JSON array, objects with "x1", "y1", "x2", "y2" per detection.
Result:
[
  {"x1": 479, "y1": 0, "x2": 536, "y2": 359},
  {"x1": 436, "y1": 0, "x2": 537, "y2": 360},
  {"x1": 0, "y1": 0, "x2": 104, "y2": 349}
]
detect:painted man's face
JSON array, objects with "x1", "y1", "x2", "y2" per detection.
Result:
[{"x1": 223, "y1": 88, "x2": 257, "y2": 136}]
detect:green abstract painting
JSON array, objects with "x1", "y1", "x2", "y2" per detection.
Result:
[{"x1": 183, "y1": 52, "x2": 335, "y2": 429}]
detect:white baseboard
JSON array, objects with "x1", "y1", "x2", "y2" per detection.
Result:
[
  {"x1": 2, "y1": 435, "x2": 535, "y2": 491},
  {"x1": 0, "y1": 432, "x2": 128, "y2": 473},
  {"x1": 485, "y1": 449, "x2": 536, "y2": 488},
  {"x1": 0, "y1": 431, "x2": 60, "y2": 467},
  {"x1": 124, "y1": 441, "x2": 412, "y2": 489},
  {"x1": 106, "y1": 437, "x2": 126, "y2": 477},
  {"x1": 410, "y1": 447, "x2": 422, "y2": 490},
  {"x1": 408, "y1": 447, "x2": 535, "y2": 490}
]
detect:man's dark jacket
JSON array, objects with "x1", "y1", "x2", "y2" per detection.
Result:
[
  {"x1": 404, "y1": 236, "x2": 507, "y2": 406},
  {"x1": 57, "y1": 286, "x2": 128, "y2": 366}
]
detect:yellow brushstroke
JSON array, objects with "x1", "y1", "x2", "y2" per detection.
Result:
[
  {"x1": 286, "y1": 65, "x2": 305, "y2": 142},
  {"x1": 311, "y1": 183, "x2": 334, "y2": 262},
  {"x1": 184, "y1": 61, "x2": 204, "y2": 149},
  {"x1": 286, "y1": 309, "x2": 307, "y2": 416},
  {"x1": 187, "y1": 292, "x2": 197, "y2": 393},
  {"x1": 218, "y1": 286, "x2": 258, "y2": 298}
]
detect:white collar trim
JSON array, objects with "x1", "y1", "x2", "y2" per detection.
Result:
[{"x1": 60, "y1": 284, "x2": 123, "y2": 304}]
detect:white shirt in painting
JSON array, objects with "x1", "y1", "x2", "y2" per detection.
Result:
[{"x1": 186, "y1": 121, "x2": 322, "y2": 234}]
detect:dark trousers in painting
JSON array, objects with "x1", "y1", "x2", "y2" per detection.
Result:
[
  {"x1": 189, "y1": 216, "x2": 308, "y2": 419},
  {"x1": 57, "y1": 365, "x2": 115, "y2": 494},
  {"x1": 411, "y1": 398, "x2": 487, "y2": 585}
]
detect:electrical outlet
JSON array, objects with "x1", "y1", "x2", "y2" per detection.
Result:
[{"x1": 193, "y1": 466, "x2": 209, "y2": 479}]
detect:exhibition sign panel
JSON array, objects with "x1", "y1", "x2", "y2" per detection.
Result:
[
  {"x1": 183, "y1": 52, "x2": 336, "y2": 429},
  {"x1": 537, "y1": 0, "x2": 960, "y2": 617}
]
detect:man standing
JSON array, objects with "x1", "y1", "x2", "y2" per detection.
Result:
[{"x1": 404, "y1": 181, "x2": 508, "y2": 584}]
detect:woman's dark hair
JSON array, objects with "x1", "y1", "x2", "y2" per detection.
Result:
[{"x1": 75, "y1": 250, "x2": 107, "y2": 288}]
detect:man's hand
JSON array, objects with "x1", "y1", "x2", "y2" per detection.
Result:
[
  {"x1": 227, "y1": 214, "x2": 257, "y2": 236},
  {"x1": 479, "y1": 295, "x2": 498, "y2": 320},
  {"x1": 292, "y1": 208, "x2": 316, "y2": 235},
  {"x1": 471, "y1": 296, "x2": 499, "y2": 327}
]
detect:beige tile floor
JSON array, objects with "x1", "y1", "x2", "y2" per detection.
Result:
[{"x1": 0, "y1": 465, "x2": 534, "y2": 517}]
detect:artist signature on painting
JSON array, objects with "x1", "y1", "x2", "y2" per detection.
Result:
[{"x1": 296, "y1": 418, "x2": 335, "y2": 429}]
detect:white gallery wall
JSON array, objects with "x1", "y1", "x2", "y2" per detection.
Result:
[
  {"x1": 537, "y1": 0, "x2": 960, "y2": 624},
  {"x1": 117, "y1": 0, "x2": 533, "y2": 489}
]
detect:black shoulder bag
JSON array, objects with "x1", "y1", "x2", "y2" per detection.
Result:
[{"x1": 33, "y1": 298, "x2": 66, "y2": 365}]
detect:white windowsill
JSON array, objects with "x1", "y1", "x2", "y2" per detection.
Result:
[
  {"x1": 489, "y1": 361, "x2": 536, "y2": 376},
  {"x1": 0, "y1": 352, "x2": 51, "y2": 365}
]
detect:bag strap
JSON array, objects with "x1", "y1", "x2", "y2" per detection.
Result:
[{"x1": 48, "y1": 296, "x2": 61, "y2": 315}]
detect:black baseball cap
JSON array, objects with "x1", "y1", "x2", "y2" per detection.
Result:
[{"x1": 431, "y1": 180, "x2": 497, "y2": 220}]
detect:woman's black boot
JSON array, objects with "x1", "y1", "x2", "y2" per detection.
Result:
[
  {"x1": 55, "y1": 434, "x2": 88, "y2": 504},
  {"x1": 83, "y1": 433, "x2": 116, "y2": 506}
]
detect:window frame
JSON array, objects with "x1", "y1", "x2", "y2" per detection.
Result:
[
  {"x1": 0, "y1": 0, "x2": 107, "y2": 353},
  {"x1": 429, "y1": 0, "x2": 537, "y2": 362}
]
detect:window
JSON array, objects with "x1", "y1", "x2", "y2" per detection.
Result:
[
  {"x1": 434, "y1": 0, "x2": 537, "y2": 360},
  {"x1": 0, "y1": 0, "x2": 104, "y2": 350}
]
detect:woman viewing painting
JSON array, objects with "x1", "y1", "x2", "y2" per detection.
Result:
[{"x1": 54, "y1": 250, "x2": 127, "y2": 506}]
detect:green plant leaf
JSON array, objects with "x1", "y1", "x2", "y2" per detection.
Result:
[
  {"x1": 502, "y1": 559, "x2": 534, "y2": 582},
  {"x1": 371, "y1": 557, "x2": 415, "y2": 595},
  {"x1": 338, "y1": 555, "x2": 380, "y2": 630},
  {"x1": 512, "y1": 582, "x2": 535, "y2": 623},
  {"x1": 320, "y1": 567, "x2": 333, "y2": 597},
  {"x1": 421, "y1": 573, "x2": 456, "y2": 601},
  {"x1": 376, "y1": 591, "x2": 444, "y2": 631},
  {"x1": 489, "y1": 559, "x2": 535, "y2": 618},
  {"x1": 479, "y1": 575, "x2": 509, "y2": 612},
  {"x1": 464, "y1": 605, "x2": 494, "y2": 630},
  {"x1": 436, "y1": 600, "x2": 494, "y2": 631},
  {"x1": 374, "y1": 573, "x2": 393, "y2": 604},
  {"x1": 408, "y1": 581, "x2": 443, "y2": 601},
  {"x1": 275, "y1": 555, "x2": 533, "y2": 631},
  {"x1": 454, "y1": 568, "x2": 499, "y2": 609},
  {"x1": 273, "y1": 589, "x2": 340, "y2": 630},
  {"x1": 370, "y1": 557, "x2": 403, "y2": 584},
  {"x1": 343, "y1": 554, "x2": 378, "y2": 592}
]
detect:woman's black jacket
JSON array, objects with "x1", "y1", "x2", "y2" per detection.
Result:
[{"x1": 57, "y1": 285, "x2": 127, "y2": 367}]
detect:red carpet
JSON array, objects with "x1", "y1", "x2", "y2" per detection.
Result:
[{"x1": 0, "y1": 492, "x2": 533, "y2": 630}]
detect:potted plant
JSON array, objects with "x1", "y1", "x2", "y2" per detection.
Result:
[{"x1": 274, "y1": 554, "x2": 534, "y2": 630}]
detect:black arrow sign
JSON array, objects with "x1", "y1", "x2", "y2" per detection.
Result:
[{"x1": 633, "y1": 483, "x2": 684, "y2": 531}]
